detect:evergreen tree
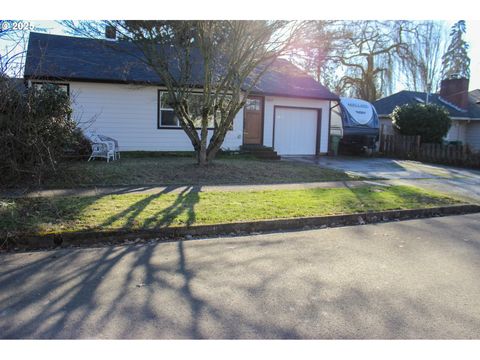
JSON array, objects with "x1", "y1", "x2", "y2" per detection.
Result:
[{"x1": 441, "y1": 20, "x2": 470, "y2": 79}]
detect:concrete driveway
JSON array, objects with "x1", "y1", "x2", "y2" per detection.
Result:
[
  {"x1": 288, "y1": 156, "x2": 480, "y2": 204},
  {"x1": 1, "y1": 214, "x2": 480, "y2": 339}
]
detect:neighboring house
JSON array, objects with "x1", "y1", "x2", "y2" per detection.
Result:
[
  {"x1": 23, "y1": 32, "x2": 339, "y2": 156},
  {"x1": 470, "y1": 89, "x2": 480, "y2": 105},
  {"x1": 373, "y1": 79, "x2": 480, "y2": 152}
]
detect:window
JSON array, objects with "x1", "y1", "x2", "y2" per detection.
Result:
[
  {"x1": 158, "y1": 91, "x2": 233, "y2": 130},
  {"x1": 158, "y1": 92, "x2": 180, "y2": 127},
  {"x1": 188, "y1": 94, "x2": 215, "y2": 128},
  {"x1": 31, "y1": 82, "x2": 71, "y2": 120},
  {"x1": 32, "y1": 82, "x2": 69, "y2": 95},
  {"x1": 160, "y1": 110, "x2": 179, "y2": 126},
  {"x1": 245, "y1": 98, "x2": 261, "y2": 111}
]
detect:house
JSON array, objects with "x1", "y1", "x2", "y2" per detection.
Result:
[
  {"x1": 23, "y1": 32, "x2": 339, "y2": 156},
  {"x1": 471, "y1": 89, "x2": 480, "y2": 105},
  {"x1": 373, "y1": 79, "x2": 480, "y2": 152}
]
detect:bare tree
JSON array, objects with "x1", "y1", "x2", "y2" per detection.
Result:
[
  {"x1": 63, "y1": 20, "x2": 303, "y2": 166},
  {"x1": 289, "y1": 21, "x2": 340, "y2": 89},
  {"x1": 333, "y1": 21, "x2": 412, "y2": 102},
  {"x1": 0, "y1": 21, "x2": 29, "y2": 78},
  {"x1": 296, "y1": 21, "x2": 411, "y2": 102},
  {"x1": 400, "y1": 21, "x2": 447, "y2": 93}
]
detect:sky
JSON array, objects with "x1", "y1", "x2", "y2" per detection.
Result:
[{"x1": 1, "y1": 20, "x2": 479, "y2": 92}]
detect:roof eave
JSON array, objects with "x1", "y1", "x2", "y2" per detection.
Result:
[
  {"x1": 451, "y1": 117, "x2": 480, "y2": 121},
  {"x1": 377, "y1": 114, "x2": 480, "y2": 121},
  {"x1": 249, "y1": 90, "x2": 338, "y2": 101},
  {"x1": 24, "y1": 75, "x2": 339, "y2": 101}
]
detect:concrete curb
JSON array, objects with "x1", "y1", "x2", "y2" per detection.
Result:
[{"x1": 5, "y1": 204, "x2": 480, "y2": 251}]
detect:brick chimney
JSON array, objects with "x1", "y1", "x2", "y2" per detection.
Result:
[{"x1": 439, "y1": 78, "x2": 470, "y2": 110}]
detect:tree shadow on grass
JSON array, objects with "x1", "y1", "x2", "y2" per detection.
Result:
[
  {"x1": 1, "y1": 183, "x2": 202, "y2": 250},
  {"x1": 340, "y1": 184, "x2": 449, "y2": 212},
  {"x1": 99, "y1": 186, "x2": 200, "y2": 231},
  {"x1": 0, "y1": 195, "x2": 108, "y2": 247},
  {"x1": 143, "y1": 187, "x2": 199, "y2": 228}
]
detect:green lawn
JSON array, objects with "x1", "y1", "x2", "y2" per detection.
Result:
[
  {"x1": 0, "y1": 185, "x2": 459, "y2": 236},
  {"x1": 38, "y1": 156, "x2": 359, "y2": 189}
]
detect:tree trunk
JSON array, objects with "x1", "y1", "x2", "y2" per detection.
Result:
[
  {"x1": 205, "y1": 113, "x2": 236, "y2": 163},
  {"x1": 206, "y1": 144, "x2": 221, "y2": 163},
  {"x1": 197, "y1": 114, "x2": 209, "y2": 166},
  {"x1": 197, "y1": 147, "x2": 208, "y2": 166}
]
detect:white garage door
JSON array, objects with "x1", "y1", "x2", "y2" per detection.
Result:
[{"x1": 274, "y1": 108, "x2": 318, "y2": 155}]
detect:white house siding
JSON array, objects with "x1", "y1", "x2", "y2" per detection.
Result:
[
  {"x1": 465, "y1": 122, "x2": 480, "y2": 152},
  {"x1": 446, "y1": 120, "x2": 468, "y2": 143},
  {"x1": 69, "y1": 82, "x2": 244, "y2": 151},
  {"x1": 263, "y1": 96, "x2": 331, "y2": 154}
]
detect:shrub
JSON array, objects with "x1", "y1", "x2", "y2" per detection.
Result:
[
  {"x1": 391, "y1": 103, "x2": 452, "y2": 143},
  {"x1": 0, "y1": 79, "x2": 76, "y2": 186},
  {"x1": 63, "y1": 128, "x2": 92, "y2": 160}
]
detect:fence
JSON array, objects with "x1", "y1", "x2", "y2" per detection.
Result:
[{"x1": 378, "y1": 134, "x2": 480, "y2": 168}]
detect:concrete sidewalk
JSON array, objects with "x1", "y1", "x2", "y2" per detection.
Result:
[{"x1": 0, "y1": 180, "x2": 392, "y2": 198}]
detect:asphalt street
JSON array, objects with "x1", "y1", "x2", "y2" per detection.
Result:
[{"x1": 1, "y1": 213, "x2": 480, "y2": 339}]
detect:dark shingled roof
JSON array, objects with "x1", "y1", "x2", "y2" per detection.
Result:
[
  {"x1": 24, "y1": 32, "x2": 338, "y2": 101},
  {"x1": 373, "y1": 90, "x2": 480, "y2": 119}
]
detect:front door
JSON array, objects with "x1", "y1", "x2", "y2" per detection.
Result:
[{"x1": 243, "y1": 96, "x2": 263, "y2": 145}]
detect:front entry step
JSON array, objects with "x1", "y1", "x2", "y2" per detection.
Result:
[{"x1": 240, "y1": 145, "x2": 281, "y2": 160}]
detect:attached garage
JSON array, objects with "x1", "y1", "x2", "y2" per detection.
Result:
[{"x1": 273, "y1": 107, "x2": 321, "y2": 155}]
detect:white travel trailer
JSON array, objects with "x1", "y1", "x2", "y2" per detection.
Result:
[{"x1": 330, "y1": 97, "x2": 380, "y2": 153}]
